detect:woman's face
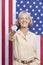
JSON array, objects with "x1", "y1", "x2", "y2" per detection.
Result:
[{"x1": 19, "y1": 13, "x2": 30, "y2": 28}]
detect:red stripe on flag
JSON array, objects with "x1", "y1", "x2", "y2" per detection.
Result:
[
  {"x1": 40, "y1": 36, "x2": 43, "y2": 65},
  {"x1": 2, "y1": 0, "x2": 5, "y2": 65},
  {"x1": 9, "y1": 0, "x2": 13, "y2": 65}
]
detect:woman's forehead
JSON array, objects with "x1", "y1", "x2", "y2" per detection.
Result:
[{"x1": 19, "y1": 13, "x2": 29, "y2": 18}]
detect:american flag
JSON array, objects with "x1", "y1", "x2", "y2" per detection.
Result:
[
  {"x1": 16, "y1": 0, "x2": 43, "y2": 35},
  {"x1": 0, "y1": 0, "x2": 43, "y2": 65}
]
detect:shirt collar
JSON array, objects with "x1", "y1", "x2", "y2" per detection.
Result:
[{"x1": 18, "y1": 29, "x2": 30, "y2": 40}]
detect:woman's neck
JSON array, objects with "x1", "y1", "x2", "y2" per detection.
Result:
[{"x1": 20, "y1": 27, "x2": 28, "y2": 36}]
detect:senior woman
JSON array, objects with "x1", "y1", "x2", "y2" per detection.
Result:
[{"x1": 9, "y1": 11, "x2": 40, "y2": 65}]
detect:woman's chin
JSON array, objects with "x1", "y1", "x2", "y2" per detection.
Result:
[{"x1": 21, "y1": 26, "x2": 28, "y2": 28}]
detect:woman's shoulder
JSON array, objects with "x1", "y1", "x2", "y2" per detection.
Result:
[
  {"x1": 28, "y1": 31, "x2": 37, "y2": 38},
  {"x1": 13, "y1": 29, "x2": 20, "y2": 37}
]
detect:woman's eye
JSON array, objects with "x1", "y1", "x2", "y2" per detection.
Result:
[
  {"x1": 25, "y1": 18, "x2": 28, "y2": 19},
  {"x1": 20, "y1": 18, "x2": 23, "y2": 20},
  {"x1": 25, "y1": 18, "x2": 28, "y2": 20}
]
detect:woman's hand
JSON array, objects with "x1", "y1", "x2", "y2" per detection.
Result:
[
  {"x1": 9, "y1": 29, "x2": 16, "y2": 41},
  {"x1": 9, "y1": 29, "x2": 16, "y2": 36},
  {"x1": 9, "y1": 25, "x2": 17, "y2": 41}
]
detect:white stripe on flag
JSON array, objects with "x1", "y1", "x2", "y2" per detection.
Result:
[
  {"x1": 13, "y1": 0, "x2": 16, "y2": 24},
  {"x1": 0, "y1": 0, "x2": 2, "y2": 65},
  {"x1": 37, "y1": 35, "x2": 40, "y2": 59},
  {"x1": 5, "y1": 0, "x2": 9, "y2": 65},
  {"x1": 12, "y1": 0, "x2": 16, "y2": 64}
]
